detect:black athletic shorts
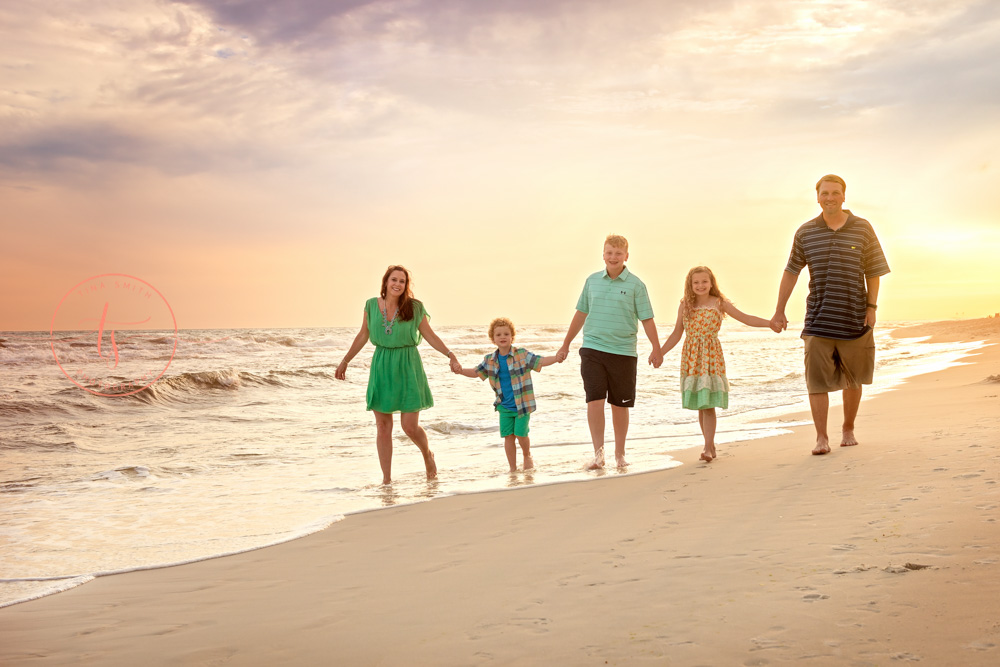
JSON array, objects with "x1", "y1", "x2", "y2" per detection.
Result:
[{"x1": 580, "y1": 347, "x2": 638, "y2": 408}]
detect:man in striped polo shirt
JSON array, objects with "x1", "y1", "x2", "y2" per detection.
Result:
[
  {"x1": 556, "y1": 234, "x2": 663, "y2": 468},
  {"x1": 771, "y1": 175, "x2": 890, "y2": 455}
]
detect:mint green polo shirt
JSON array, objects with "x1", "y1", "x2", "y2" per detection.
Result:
[{"x1": 575, "y1": 266, "x2": 654, "y2": 357}]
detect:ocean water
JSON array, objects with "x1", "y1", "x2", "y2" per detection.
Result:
[{"x1": 0, "y1": 322, "x2": 983, "y2": 608}]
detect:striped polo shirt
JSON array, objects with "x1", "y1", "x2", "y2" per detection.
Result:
[
  {"x1": 575, "y1": 266, "x2": 654, "y2": 357},
  {"x1": 785, "y1": 211, "x2": 890, "y2": 340}
]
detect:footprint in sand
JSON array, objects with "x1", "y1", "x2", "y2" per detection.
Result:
[
  {"x1": 890, "y1": 652, "x2": 922, "y2": 661},
  {"x1": 964, "y1": 641, "x2": 997, "y2": 651},
  {"x1": 802, "y1": 592, "x2": 830, "y2": 602}
]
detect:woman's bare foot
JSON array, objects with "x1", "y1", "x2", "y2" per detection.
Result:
[
  {"x1": 424, "y1": 450, "x2": 437, "y2": 479},
  {"x1": 700, "y1": 444, "x2": 717, "y2": 462},
  {"x1": 585, "y1": 447, "x2": 605, "y2": 470},
  {"x1": 523, "y1": 454, "x2": 534, "y2": 470},
  {"x1": 841, "y1": 429, "x2": 859, "y2": 447},
  {"x1": 812, "y1": 436, "x2": 831, "y2": 455}
]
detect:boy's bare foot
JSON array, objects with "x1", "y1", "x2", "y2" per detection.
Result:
[
  {"x1": 523, "y1": 454, "x2": 534, "y2": 471},
  {"x1": 585, "y1": 447, "x2": 605, "y2": 470},
  {"x1": 424, "y1": 450, "x2": 437, "y2": 479},
  {"x1": 812, "y1": 436, "x2": 831, "y2": 455},
  {"x1": 841, "y1": 429, "x2": 859, "y2": 447}
]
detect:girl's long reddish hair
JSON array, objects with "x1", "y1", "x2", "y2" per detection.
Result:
[
  {"x1": 683, "y1": 266, "x2": 726, "y2": 318},
  {"x1": 381, "y1": 265, "x2": 418, "y2": 321}
]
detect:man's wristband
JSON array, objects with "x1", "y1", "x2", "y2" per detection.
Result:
[{"x1": 866, "y1": 303, "x2": 877, "y2": 310}]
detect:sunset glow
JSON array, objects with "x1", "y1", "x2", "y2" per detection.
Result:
[{"x1": 3, "y1": 0, "x2": 998, "y2": 330}]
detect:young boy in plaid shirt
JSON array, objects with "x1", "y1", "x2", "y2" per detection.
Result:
[{"x1": 454, "y1": 317, "x2": 562, "y2": 471}]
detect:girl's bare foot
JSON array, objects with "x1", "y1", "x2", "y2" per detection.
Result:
[
  {"x1": 700, "y1": 444, "x2": 717, "y2": 462},
  {"x1": 424, "y1": 450, "x2": 437, "y2": 479}
]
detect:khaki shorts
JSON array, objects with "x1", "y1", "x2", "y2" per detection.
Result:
[{"x1": 803, "y1": 329, "x2": 875, "y2": 393}]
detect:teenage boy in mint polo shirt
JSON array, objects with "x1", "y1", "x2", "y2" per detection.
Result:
[{"x1": 556, "y1": 234, "x2": 663, "y2": 469}]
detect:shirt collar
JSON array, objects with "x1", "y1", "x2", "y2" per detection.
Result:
[
  {"x1": 602, "y1": 266, "x2": 631, "y2": 281},
  {"x1": 812, "y1": 210, "x2": 857, "y2": 231},
  {"x1": 491, "y1": 347, "x2": 517, "y2": 362}
]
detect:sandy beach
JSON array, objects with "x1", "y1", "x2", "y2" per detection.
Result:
[{"x1": 2, "y1": 318, "x2": 998, "y2": 666}]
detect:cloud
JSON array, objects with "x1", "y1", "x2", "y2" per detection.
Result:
[{"x1": 2, "y1": 0, "x2": 998, "y2": 185}]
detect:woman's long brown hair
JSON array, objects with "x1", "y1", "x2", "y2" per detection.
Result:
[{"x1": 381, "y1": 265, "x2": 417, "y2": 321}]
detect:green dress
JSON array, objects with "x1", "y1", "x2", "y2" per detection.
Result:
[{"x1": 364, "y1": 297, "x2": 434, "y2": 414}]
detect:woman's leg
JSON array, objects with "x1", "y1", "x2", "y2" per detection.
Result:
[
  {"x1": 400, "y1": 411, "x2": 437, "y2": 479},
  {"x1": 373, "y1": 411, "x2": 394, "y2": 484}
]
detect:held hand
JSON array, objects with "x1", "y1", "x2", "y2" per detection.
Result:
[
  {"x1": 555, "y1": 346, "x2": 569, "y2": 363},
  {"x1": 770, "y1": 313, "x2": 788, "y2": 333},
  {"x1": 335, "y1": 362, "x2": 348, "y2": 380},
  {"x1": 449, "y1": 355, "x2": 462, "y2": 373},
  {"x1": 648, "y1": 349, "x2": 663, "y2": 369}
]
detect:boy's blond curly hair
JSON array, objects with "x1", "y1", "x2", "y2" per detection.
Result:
[{"x1": 488, "y1": 317, "x2": 516, "y2": 341}]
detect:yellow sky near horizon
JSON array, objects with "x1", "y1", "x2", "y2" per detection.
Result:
[{"x1": 2, "y1": 0, "x2": 998, "y2": 331}]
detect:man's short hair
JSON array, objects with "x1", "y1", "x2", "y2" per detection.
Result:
[
  {"x1": 815, "y1": 174, "x2": 847, "y2": 193},
  {"x1": 605, "y1": 234, "x2": 629, "y2": 251}
]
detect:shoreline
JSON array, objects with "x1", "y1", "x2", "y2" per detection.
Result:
[
  {"x1": 2, "y1": 317, "x2": 998, "y2": 665},
  {"x1": 0, "y1": 323, "x2": 949, "y2": 611}
]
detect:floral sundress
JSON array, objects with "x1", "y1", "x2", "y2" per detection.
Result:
[{"x1": 680, "y1": 305, "x2": 729, "y2": 410}]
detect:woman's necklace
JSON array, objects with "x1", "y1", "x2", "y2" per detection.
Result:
[{"x1": 380, "y1": 298, "x2": 399, "y2": 335}]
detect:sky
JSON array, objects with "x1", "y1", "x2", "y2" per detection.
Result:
[{"x1": 2, "y1": 0, "x2": 999, "y2": 331}]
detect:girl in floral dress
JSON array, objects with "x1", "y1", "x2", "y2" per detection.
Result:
[{"x1": 659, "y1": 267, "x2": 773, "y2": 462}]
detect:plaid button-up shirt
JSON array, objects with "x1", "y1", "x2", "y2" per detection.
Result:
[{"x1": 475, "y1": 347, "x2": 544, "y2": 416}]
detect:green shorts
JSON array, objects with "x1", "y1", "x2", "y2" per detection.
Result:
[{"x1": 497, "y1": 405, "x2": 530, "y2": 438}]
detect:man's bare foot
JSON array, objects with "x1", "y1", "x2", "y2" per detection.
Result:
[
  {"x1": 841, "y1": 429, "x2": 859, "y2": 447},
  {"x1": 615, "y1": 455, "x2": 628, "y2": 468},
  {"x1": 424, "y1": 450, "x2": 437, "y2": 479},
  {"x1": 523, "y1": 454, "x2": 534, "y2": 470},
  {"x1": 585, "y1": 447, "x2": 605, "y2": 470},
  {"x1": 812, "y1": 436, "x2": 831, "y2": 455}
]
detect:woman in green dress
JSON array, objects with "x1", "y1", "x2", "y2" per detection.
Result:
[{"x1": 335, "y1": 265, "x2": 459, "y2": 484}]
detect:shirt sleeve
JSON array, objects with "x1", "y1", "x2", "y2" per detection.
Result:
[
  {"x1": 634, "y1": 280, "x2": 654, "y2": 320},
  {"x1": 475, "y1": 356, "x2": 489, "y2": 380},
  {"x1": 784, "y1": 230, "x2": 806, "y2": 275},
  {"x1": 862, "y1": 226, "x2": 891, "y2": 278},
  {"x1": 525, "y1": 349, "x2": 542, "y2": 372},
  {"x1": 575, "y1": 280, "x2": 590, "y2": 314}
]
